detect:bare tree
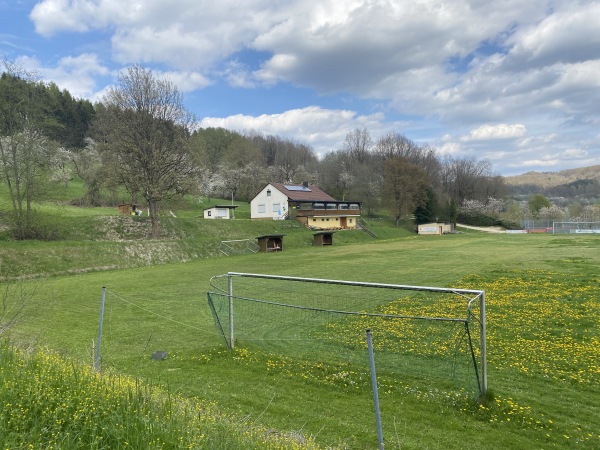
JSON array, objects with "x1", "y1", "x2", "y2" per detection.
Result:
[
  {"x1": 441, "y1": 156, "x2": 493, "y2": 204},
  {"x1": 0, "y1": 61, "x2": 54, "y2": 239},
  {"x1": 94, "y1": 66, "x2": 197, "y2": 238},
  {"x1": 375, "y1": 133, "x2": 441, "y2": 185},
  {"x1": 383, "y1": 157, "x2": 430, "y2": 227},
  {"x1": 343, "y1": 127, "x2": 373, "y2": 164}
]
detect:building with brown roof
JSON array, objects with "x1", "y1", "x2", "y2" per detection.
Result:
[{"x1": 250, "y1": 182, "x2": 361, "y2": 229}]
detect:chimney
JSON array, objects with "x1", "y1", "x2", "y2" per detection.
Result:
[{"x1": 303, "y1": 181, "x2": 309, "y2": 188}]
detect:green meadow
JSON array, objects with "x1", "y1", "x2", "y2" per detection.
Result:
[{"x1": 1, "y1": 194, "x2": 599, "y2": 449}]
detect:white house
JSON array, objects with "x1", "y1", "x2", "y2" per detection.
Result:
[
  {"x1": 250, "y1": 182, "x2": 361, "y2": 229},
  {"x1": 203, "y1": 205, "x2": 238, "y2": 219}
]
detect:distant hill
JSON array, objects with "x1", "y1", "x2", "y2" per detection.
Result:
[{"x1": 504, "y1": 165, "x2": 600, "y2": 188}]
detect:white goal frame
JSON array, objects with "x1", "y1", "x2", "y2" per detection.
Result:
[
  {"x1": 219, "y1": 239, "x2": 259, "y2": 256},
  {"x1": 215, "y1": 272, "x2": 487, "y2": 396},
  {"x1": 552, "y1": 221, "x2": 600, "y2": 234}
]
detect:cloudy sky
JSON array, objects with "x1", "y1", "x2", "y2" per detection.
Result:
[{"x1": 2, "y1": 0, "x2": 600, "y2": 175}]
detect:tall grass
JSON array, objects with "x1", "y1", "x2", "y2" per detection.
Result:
[{"x1": 0, "y1": 341, "x2": 318, "y2": 449}]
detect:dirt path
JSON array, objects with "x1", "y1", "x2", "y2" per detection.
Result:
[{"x1": 456, "y1": 223, "x2": 505, "y2": 233}]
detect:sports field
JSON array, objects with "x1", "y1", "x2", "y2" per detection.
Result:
[{"x1": 6, "y1": 231, "x2": 600, "y2": 449}]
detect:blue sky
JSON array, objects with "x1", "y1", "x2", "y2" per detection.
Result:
[{"x1": 2, "y1": 0, "x2": 600, "y2": 176}]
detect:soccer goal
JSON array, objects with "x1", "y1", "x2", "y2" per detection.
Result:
[
  {"x1": 218, "y1": 239, "x2": 259, "y2": 256},
  {"x1": 552, "y1": 221, "x2": 600, "y2": 234},
  {"x1": 207, "y1": 272, "x2": 487, "y2": 397}
]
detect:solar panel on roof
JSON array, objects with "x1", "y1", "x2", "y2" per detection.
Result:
[{"x1": 284, "y1": 185, "x2": 311, "y2": 191}]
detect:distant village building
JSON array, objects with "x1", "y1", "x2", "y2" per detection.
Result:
[
  {"x1": 250, "y1": 182, "x2": 361, "y2": 230},
  {"x1": 203, "y1": 205, "x2": 238, "y2": 219}
]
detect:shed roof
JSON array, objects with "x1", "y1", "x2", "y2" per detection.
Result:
[
  {"x1": 269, "y1": 182, "x2": 337, "y2": 202},
  {"x1": 203, "y1": 205, "x2": 239, "y2": 210}
]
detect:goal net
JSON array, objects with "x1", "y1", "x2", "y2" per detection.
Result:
[
  {"x1": 219, "y1": 239, "x2": 259, "y2": 256},
  {"x1": 552, "y1": 221, "x2": 600, "y2": 234},
  {"x1": 207, "y1": 272, "x2": 487, "y2": 397}
]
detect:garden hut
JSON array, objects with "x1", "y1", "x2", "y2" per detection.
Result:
[
  {"x1": 313, "y1": 231, "x2": 334, "y2": 246},
  {"x1": 256, "y1": 234, "x2": 285, "y2": 252}
]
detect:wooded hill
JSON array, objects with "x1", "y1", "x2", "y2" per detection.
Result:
[{"x1": 504, "y1": 165, "x2": 600, "y2": 200}]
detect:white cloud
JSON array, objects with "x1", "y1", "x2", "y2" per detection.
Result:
[
  {"x1": 561, "y1": 148, "x2": 588, "y2": 159},
  {"x1": 158, "y1": 70, "x2": 211, "y2": 92},
  {"x1": 30, "y1": 0, "x2": 288, "y2": 70},
  {"x1": 461, "y1": 124, "x2": 527, "y2": 142},
  {"x1": 15, "y1": 53, "x2": 109, "y2": 100},
  {"x1": 507, "y1": 2, "x2": 600, "y2": 69},
  {"x1": 21, "y1": 0, "x2": 600, "y2": 175},
  {"x1": 199, "y1": 106, "x2": 388, "y2": 154}
]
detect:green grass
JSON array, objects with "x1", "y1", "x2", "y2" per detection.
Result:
[
  {"x1": 4, "y1": 232, "x2": 600, "y2": 449},
  {"x1": 0, "y1": 341, "x2": 317, "y2": 449}
]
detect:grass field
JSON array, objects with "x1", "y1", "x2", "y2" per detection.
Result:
[{"x1": 3, "y1": 224, "x2": 599, "y2": 448}]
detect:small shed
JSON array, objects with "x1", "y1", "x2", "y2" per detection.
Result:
[
  {"x1": 417, "y1": 222, "x2": 454, "y2": 235},
  {"x1": 256, "y1": 234, "x2": 285, "y2": 252},
  {"x1": 204, "y1": 205, "x2": 238, "y2": 219},
  {"x1": 313, "y1": 231, "x2": 334, "y2": 246}
]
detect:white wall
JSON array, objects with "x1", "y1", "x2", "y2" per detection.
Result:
[
  {"x1": 250, "y1": 184, "x2": 289, "y2": 219},
  {"x1": 204, "y1": 208, "x2": 231, "y2": 219}
]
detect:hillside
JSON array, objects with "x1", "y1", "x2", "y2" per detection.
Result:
[{"x1": 504, "y1": 165, "x2": 600, "y2": 188}]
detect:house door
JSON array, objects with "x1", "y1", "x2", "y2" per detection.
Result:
[{"x1": 340, "y1": 217, "x2": 347, "y2": 228}]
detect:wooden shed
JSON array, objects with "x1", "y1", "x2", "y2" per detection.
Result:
[
  {"x1": 313, "y1": 231, "x2": 334, "y2": 246},
  {"x1": 256, "y1": 234, "x2": 285, "y2": 252}
]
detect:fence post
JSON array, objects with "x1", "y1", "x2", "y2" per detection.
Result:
[
  {"x1": 228, "y1": 274, "x2": 234, "y2": 349},
  {"x1": 480, "y1": 292, "x2": 487, "y2": 396},
  {"x1": 94, "y1": 287, "x2": 106, "y2": 371},
  {"x1": 366, "y1": 329, "x2": 384, "y2": 450}
]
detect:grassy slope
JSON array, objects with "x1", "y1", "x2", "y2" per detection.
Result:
[{"x1": 6, "y1": 232, "x2": 600, "y2": 449}]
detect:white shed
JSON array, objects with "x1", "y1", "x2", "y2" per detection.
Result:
[
  {"x1": 204, "y1": 205, "x2": 238, "y2": 219},
  {"x1": 418, "y1": 222, "x2": 454, "y2": 235}
]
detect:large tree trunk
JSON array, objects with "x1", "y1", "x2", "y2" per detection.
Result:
[{"x1": 148, "y1": 200, "x2": 160, "y2": 239}]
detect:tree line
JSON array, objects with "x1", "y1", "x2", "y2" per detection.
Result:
[{"x1": 1, "y1": 62, "x2": 506, "y2": 239}]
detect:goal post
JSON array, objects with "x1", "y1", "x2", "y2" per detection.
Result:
[
  {"x1": 208, "y1": 272, "x2": 487, "y2": 396},
  {"x1": 552, "y1": 221, "x2": 600, "y2": 234}
]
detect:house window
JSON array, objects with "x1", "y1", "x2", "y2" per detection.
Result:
[
  {"x1": 272, "y1": 203, "x2": 281, "y2": 212},
  {"x1": 326, "y1": 203, "x2": 337, "y2": 210},
  {"x1": 349, "y1": 218, "x2": 353, "y2": 223},
  {"x1": 258, "y1": 204, "x2": 266, "y2": 213},
  {"x1": 349, "y1": 204, "x2": 359, "y2": 210},
  {"x1": 266, "y1": 189, "x2": 271, "y2": 197},
  {"x1": 314, "y1": 203, "x2": 325, "y2": 210},
  {"x1": 338, "y1": 204, "x2": 349, "y2": 210},
  {"x1": 207, "y1": 211, "x2": 212, "y2": 217}
]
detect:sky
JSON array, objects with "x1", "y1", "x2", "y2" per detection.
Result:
[{"x1": 1, "y1": 0, "x2": 600, "y2": 176}]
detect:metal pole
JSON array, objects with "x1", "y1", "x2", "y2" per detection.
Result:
[
  {"x1": 94, "y1": 287, "x2": 106, "y2": 371},
  {"x1": 228, "y1": 274, "x2": 234, "y2": 349},
  {"x1": 366, "y1": 329, "x2": 384, "y2": 450},
  {"x1": 480, "y1": 292, "x2": 487, "y2": 395}
]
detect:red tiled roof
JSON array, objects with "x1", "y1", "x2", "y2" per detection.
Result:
[{"x1": 270, "y1": 182, "x2": 338, "y2": 202}]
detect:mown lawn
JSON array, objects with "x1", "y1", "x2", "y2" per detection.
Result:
[{"x1": 4, "y1": 231, "x2": 599, "y2": 449}]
